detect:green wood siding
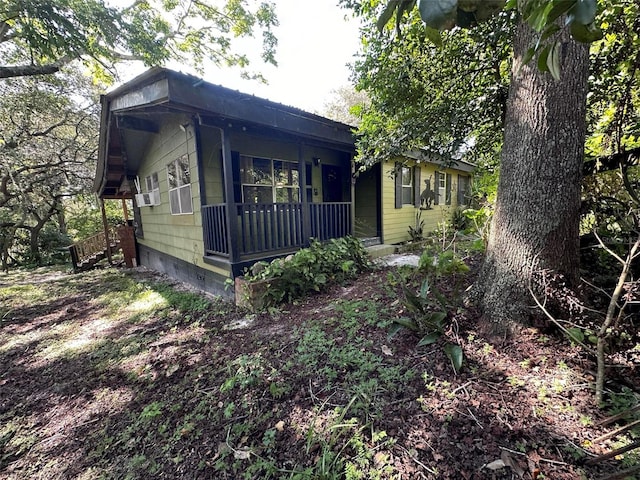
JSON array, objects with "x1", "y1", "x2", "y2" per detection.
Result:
[
  {"x1": 381, "y1": 160, "x2": 467, "y2": 245},
  {"x1": 136, "y1": 116, "x2": 230, "y2": 279}
]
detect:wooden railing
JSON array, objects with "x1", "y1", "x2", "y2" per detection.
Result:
[
  {"x1": 202, "y1": 201, "x2": 352, "y2": 260},
  {"x1": 203, "y1": 204, "x2": 229, "y2": 256},
  {"x1": 68, "y1": 228, "x2": 118, "y2": 271},
  {"x1": 237, "y1": 202, "x2": 304, "y2": 256},
  {"x1": 310, "y1": 202, "x2": 352, "y2": 241}
]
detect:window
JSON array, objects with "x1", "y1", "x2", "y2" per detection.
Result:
[
  {"x1": 145, "y1": 172, "x2": 159, "y2": 192},
  {"x1": 401, "y1": 167, "x2": 413, "y2": 205},
  {"x1": 434, "y1": 171, "x2": 452, "y2": 205},
  {"x1": 240, "y1": 155, "x2": 299, "y2": 203},
  {"x1": 438, "y1": 171, "x2": 446, "y2": 201},
  {"x1": 458, "y1": 175, "x2": 471, "y2": 206},
  {"x1": 167, "y1": 154, "x2": 193, "y2": 215},
  {"x1": 395, "y1": 163, "x2": 420, "y2": 209}
]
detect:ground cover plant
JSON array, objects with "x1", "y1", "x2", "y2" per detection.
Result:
[{"x1": 0, "y1": 259, "x2": 638, "y2": 479}]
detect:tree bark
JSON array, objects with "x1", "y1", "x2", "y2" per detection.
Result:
[{"x1": 473, "y1": 19, "x2": 590, "y2": 333}]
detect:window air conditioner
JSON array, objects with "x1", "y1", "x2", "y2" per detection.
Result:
[{"x1": 135, "y1": 189, "x2": 160, "y2": 207}]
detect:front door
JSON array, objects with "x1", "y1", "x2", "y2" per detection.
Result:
[{"x1": 322, "y1": 165, "x2": 342, "y2": 202}]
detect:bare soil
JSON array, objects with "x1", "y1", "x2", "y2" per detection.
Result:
[{"x1": 0, "y1": 261, "x2": 638, "y2": 479}]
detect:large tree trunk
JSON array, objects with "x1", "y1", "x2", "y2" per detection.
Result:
[{"x1": 473, "y1": 19, "x2": 589, "y2": 333}]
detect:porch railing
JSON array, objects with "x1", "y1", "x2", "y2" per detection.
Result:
[
  {"x1": 203, "y1": 203, "x2": 229, "y2": 256},
  {"x1": 310, "y1": 202, "x2": 352, "y2": 241},
  {"x1": 68, "y1": 228, "x2": 118, "y2": 271},
  {"x1": 237, "y1": 202, "x2": 304, "y2": 256},
  {"x1": 202, "y1": 201, "x2": 352, "y2": 259}
]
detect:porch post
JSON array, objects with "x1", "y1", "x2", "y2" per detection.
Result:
[
  {"x1": 121, "y1": 197, "x2": 129, "y2": 222},
  {"x1": 299, "y1": 143, "x2": 311, "y2": 245},
  {"x1": 350, "y1": 153, "x2": 356, "y2": 237},
  {"x1": 221, "y1": 127, "x2": 239, "y2": 262},
  {"x1": 99, "y1": 196, "x2": 113, "y2": 264}
]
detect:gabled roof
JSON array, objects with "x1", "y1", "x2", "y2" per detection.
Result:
[{"x1": 94, "y1": 67, "x2": 356, "y2": 198}]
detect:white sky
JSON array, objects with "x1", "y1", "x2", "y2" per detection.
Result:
[{"x1": 114, "y1": 0, "x2": 362, "y2": 114}]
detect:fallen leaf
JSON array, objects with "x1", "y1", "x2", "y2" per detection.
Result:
[
  {"x1": 381, "y1": 345, "x2": 393, "y2": 356},
  {"x1": 501, "y1": 449, "x2": 525, "y2": 478},
  {"x1": 484, "y1": 459, "x2": 505, "y2": 470},
  {"x1": 233, "y1": 447, "x2": 251, "y2": 460}
]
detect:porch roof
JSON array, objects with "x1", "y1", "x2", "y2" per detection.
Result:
[{"x1": 94, "y1": 67, "x2": 356, "y2": 198}]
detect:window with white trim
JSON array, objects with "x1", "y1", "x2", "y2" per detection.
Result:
[
  {"x1": 401, "y1": 166, "x2": 413, "y2": 205},
  {"x1": 145, "y1": 172, "x2": 159, "y2": 192},
  {"x1": 240, "y1": 155, "x2": 299, "y2": 203},
  {"x1": 438, "y1": 171, "x2": 446, "y2": 202},
  {"x1": 167, "y1": 154, "x2": 193, "y2": 215}
]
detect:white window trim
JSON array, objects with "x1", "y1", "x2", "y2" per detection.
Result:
[
  {"x1": 401, "y1": 166, "x2": 413, "y2": 205},
  {"x1": 167, "y1": 154, "x2": 193, "y2": 215}
]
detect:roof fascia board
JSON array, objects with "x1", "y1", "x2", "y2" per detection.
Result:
[{"x1": 110, "y1": 78, "x2": 170, "y2": 112}]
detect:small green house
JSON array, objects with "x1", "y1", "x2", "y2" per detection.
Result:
[
  {"x1": 93, "y1": 67, "x2": 474, "y2": 296},
  {"x1": 355, "y1": 157, "x2": 474, "y2": 245},
  {"x1": 94, "y1": 68, "x2": 356, "y2": 296}
]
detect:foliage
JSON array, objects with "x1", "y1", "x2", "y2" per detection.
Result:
[
  {"x1": 244, "y1": 236, "x2": 371, "y2": 307},
  {"x1": 0, "y1": 68, "x2": 100, "y2": 269},
  {"x1": 407, "y1": 211, "x2": 425, "y2": 242},
  {"x1": 345, "y1": 1, "x2": 513, "y2": 170},
  {"x1": 390, "y1": 248, "x2": 469, "y2": 372},
  {"x1": 0, "y1": 0, "x2": 278, "y2": 80},
  {"x1": 320, "y1": 86, "x2": 370, "y2": 126},
  {"x1": 418, "y1": 249, "x2": 470, "y2": 278},
  {"x1": 586, "y1": 0, "x2": 640, "y2": 158},
  {"x1": 64, "y1": 195, "x2": 127, "y2": 241}
]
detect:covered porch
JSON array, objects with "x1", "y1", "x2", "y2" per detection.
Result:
[
  {"x1": 202, "y1": 201, "x2": 352, "y2": 260},
  {"x1": 197, "y1": 116, "x2": 355, "y2": 271}
]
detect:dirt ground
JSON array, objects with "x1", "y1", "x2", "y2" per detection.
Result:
[{"x1": 0, "y1": 260, "x2": 638, "y2": 479}]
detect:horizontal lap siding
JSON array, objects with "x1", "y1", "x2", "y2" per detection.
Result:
[
  {"x1": 136, "y1": 117, "x2": 230, "y2": 279},
  {"x1": 381, "y1": 160, "x2": 461, "y2": 245}
]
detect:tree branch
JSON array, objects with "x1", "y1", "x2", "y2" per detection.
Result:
[{"x1": 0, "y1": 56, "x2": 74, "y2": 79}]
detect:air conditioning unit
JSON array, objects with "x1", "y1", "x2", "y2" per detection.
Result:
[{"x1": 135, "y1": 189, "x2": 160, "y2": 207}]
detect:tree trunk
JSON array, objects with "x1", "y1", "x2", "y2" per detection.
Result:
[{"x1": 473, "y1": 20, "x2": 590, "y2": 333}]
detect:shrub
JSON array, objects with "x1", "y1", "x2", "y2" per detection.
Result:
[{"x1": 244, "y1": 236, "x2": 371, "y2": 306}]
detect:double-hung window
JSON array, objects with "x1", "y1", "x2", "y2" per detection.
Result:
[
  {"x1": 401, "y1": 167, "x2": 413, "y2": 205},
  {"x1": 167, "y1": 154, "x2": 193, "y2": 215}
]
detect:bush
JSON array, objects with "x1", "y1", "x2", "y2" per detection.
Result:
[{"x1": 244, "y1": 236, "x2": 371, "y2": 306}]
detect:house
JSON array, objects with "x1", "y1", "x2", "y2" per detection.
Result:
[
  {"x1": 93, "y1": 67, "x2": 474, "y2": 297},
  {"x1": 94, "y1": 67, "x2": 356, "y2": 297},
  {"x1": 355, "y1": 156, "x2": 474, "y2": 245}
]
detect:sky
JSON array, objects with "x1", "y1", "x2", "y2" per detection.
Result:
[{"x1": 115, "y1": 0, "x2": 363, "y2": 115}]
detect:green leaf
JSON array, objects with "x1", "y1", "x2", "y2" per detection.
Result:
[
  {"x1": 546, "y1": 40, "x2": 561, "y2": 80},
  {"x1": 393, "y1": 316, "x2": 419, "y2": 332},
  {"x1": 377, "y1": 0, "x2": 400, "y2": 32},
  {"x1": 545, "y1": 1, "x2": 574, "y2": 27},
  {"x1": 417, "y1": 332, "x2": 441, "y2": 346},
  {"x1": 444, "y1": 343, "x2": 463, "y2": 372},
  {"x1": 526, "y1": 1, "x2": 555, "y2": 32},
  {"x1": 425, "y1": 311, "x2": 447, "y2": 328},
  {"x1": 569, "y1": 0, "x2": 597, "y2": 25},
  {"x1": 419, "y1": 279, "x2": 430, "y2": 298},
  {"x1": 537, "y1": 44, "x2": 550, "y2": 72},
  {"x1": 417, "y1": 0, "x2": 458, "y2": 30},
  {"x1": 570, "y1": 21, "x2": 604, "y2": 43},
  {"x1": 388, "y1": 323, "x2": 404, "y2": 338},
  {"x1": 539, "y1": 23, "x2": 561, "y2": 43},
  {"x1": 522, "y1": 46, "x2": 537, "y2": 66},
  {"x1": 424, "y1": 26, "x2": 444, "y2": 48},
  {"x1": 566, "y1": 327, "x2": 585, "y2": 344}
]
